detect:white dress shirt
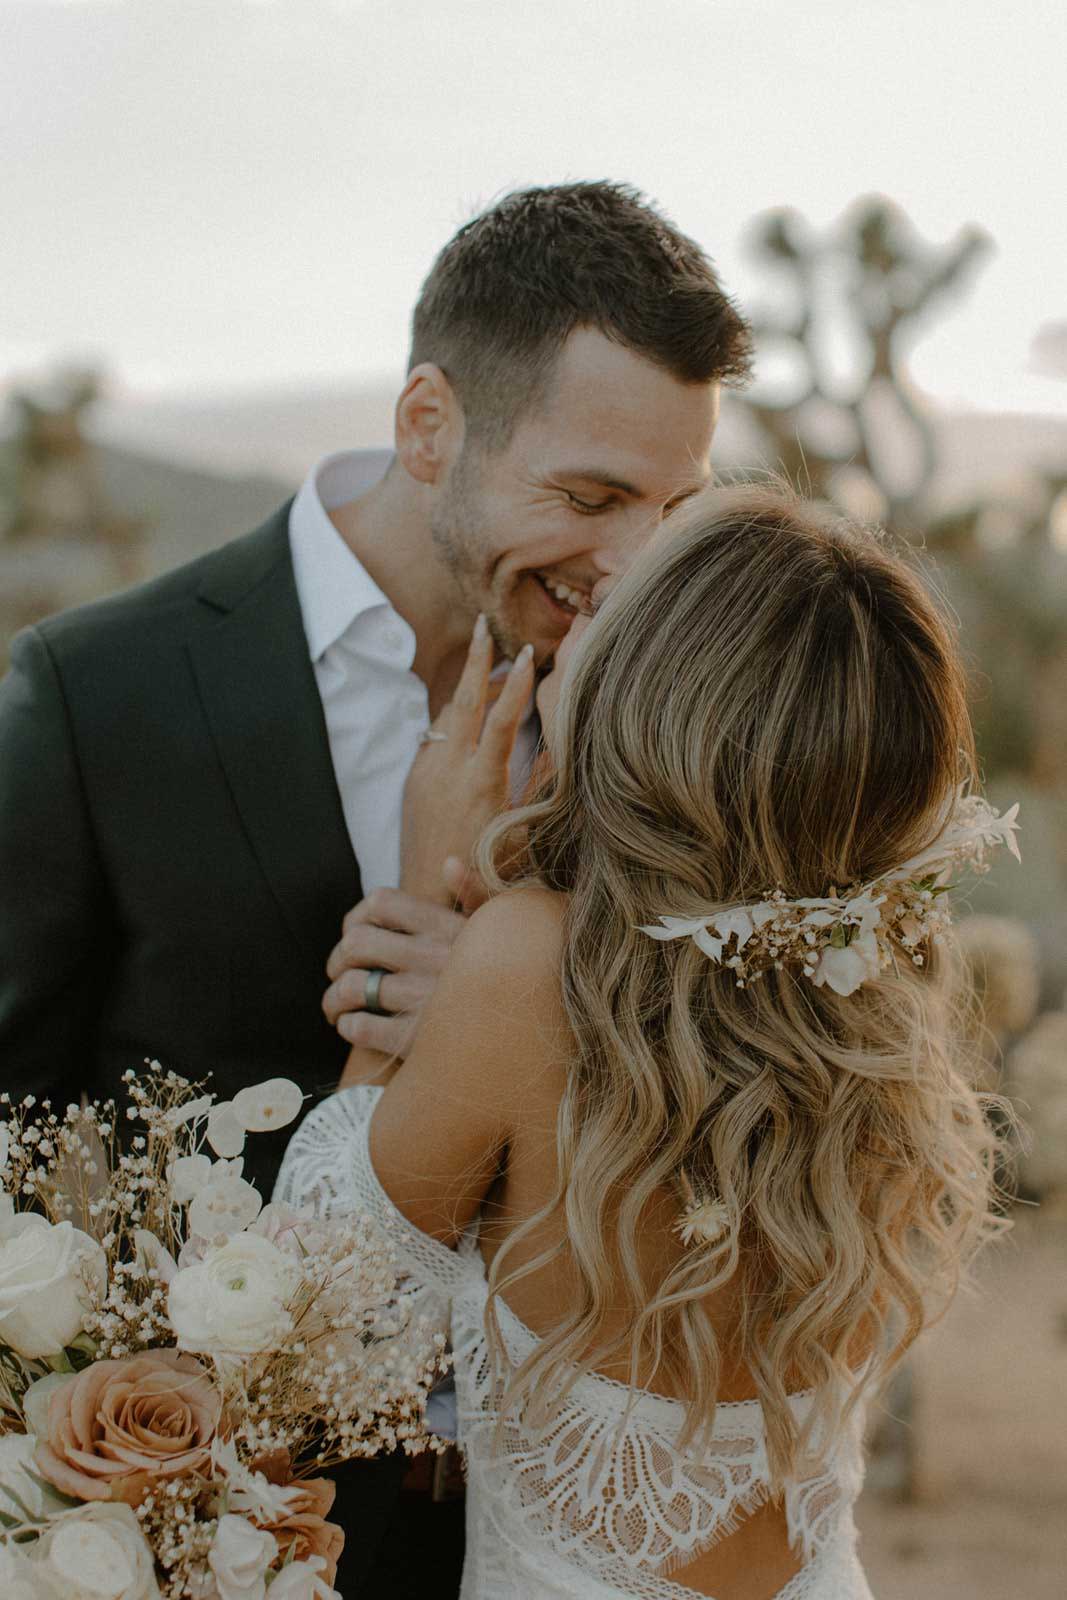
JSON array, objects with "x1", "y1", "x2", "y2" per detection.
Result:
[{"x1": 289, "y1": 450, "x2": 536, "y2": 894}]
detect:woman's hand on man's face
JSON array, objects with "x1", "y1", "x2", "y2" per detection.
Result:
[
  {"x1": 399, "y1": 613, "x2": 535, "y2": 904},
  {"x1": 535, "y1": 606, "x2": 597, "y2": 738}
]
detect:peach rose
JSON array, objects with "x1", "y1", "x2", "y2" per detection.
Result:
[
  {"x1": 251, "y1": 1453, "x2": 344, "y2": 1586},
  {"x1": 35, "y1": 1348, "x2": 220, "y2": 1505}
]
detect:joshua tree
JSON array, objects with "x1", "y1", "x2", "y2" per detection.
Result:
[{"x1": 742, "y1": 195, "x2": 989, "y2": 528}]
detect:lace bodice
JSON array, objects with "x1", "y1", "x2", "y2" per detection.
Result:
[{"x1": 275, "y1": 1087, "x2": 872, "y2": 1600}]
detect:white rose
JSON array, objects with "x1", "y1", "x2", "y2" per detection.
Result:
[
  {"x1": 0, "y1": 1430, "x2": 70, "y2": 1521},
  {"x1": 207, "y1": 1513, "x2": 277, "y2": 1600},
  {"x1": 0, "y1": 1215, "x2": 106, "y2": 1359},
  {"x1": 31, "y1": 1502, "x2": 160, "y2": 1599},
  {"x1": 168, "y1": 1233, "x2": 295, "y2": 1355},
  {"x1": 266, "y1": 1554, "x2": 340, "y2": 1600}
]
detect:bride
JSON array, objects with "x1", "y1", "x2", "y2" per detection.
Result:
[{"x1": 276, "y1": 484, "x2": 1013, "y2": 1599}]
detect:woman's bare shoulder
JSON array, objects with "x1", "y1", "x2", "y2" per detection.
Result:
[{"x1": 455, "y1": 883, "x2": 567, "y2": 985}]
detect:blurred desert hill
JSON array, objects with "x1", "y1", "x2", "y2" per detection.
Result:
[
  {"x1": 0, "y1": 426, "x2": 289, "y2": 573},
  {"x1": 84, "y1": 378, "x2": 1067, "y2": 527},
  {"x1": 79, "y1": 440, "x2": 289, "y2": 565},
  {"x1": 88, "y1": 380, "x2": 402, "y2": 492}
]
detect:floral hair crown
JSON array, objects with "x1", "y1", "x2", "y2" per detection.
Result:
[{"x1": 641, "y1": 791, "x2": 1020, "y2": 999}]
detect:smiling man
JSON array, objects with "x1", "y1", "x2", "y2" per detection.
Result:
[
  {"x1": 318, "y1": 186, "x2": 750, "y2": 1073},
  {"x1": 0, "y1": 180, "x2": 750, "y2": 1598}
]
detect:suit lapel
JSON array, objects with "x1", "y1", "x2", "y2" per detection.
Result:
[{"x1": 187, "y1": 508, "x2": 360, "y2": 972}]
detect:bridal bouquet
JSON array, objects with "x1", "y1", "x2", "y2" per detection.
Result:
[{"x1": 0, "y1": 1067, "x2": 448, "y2": 1599}]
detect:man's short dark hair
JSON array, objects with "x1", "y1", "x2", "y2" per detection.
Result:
[{"x1": 409, "y1": 181, "x2": 753, "y2": 447}]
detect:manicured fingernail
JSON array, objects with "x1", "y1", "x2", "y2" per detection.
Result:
[
  {"x1": 514, "y1": 644, "x2": 534, "y2": 668},
  {"x1": 474, "y1": 613, "x2": 488, "y2": 643}
]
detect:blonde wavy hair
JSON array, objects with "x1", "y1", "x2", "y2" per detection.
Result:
[{"x1": 481, "y1": 484, "x2": 1009, "y2": 1485}]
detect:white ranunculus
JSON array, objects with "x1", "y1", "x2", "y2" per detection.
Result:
[
  {"x1": 32, "y1": 1502, "x2": 160, "y2": 1599},
  {"x1": 206, "y1": 1102, "x2": 246, "y2": 1159},
  {"x1": 168, "y1": 1153, "x2": 213, "y2": 1204},
  {"x1": 168, "y1": 1232, "x2": 295, "y2": 1354},
  {"x1": 207, "y1": 1513, "x2": 277, "y2": 1600},
  {"x1": 231, "y1": 1079, "x2": 304, "y2": 1134},
  {"x1": 0, "y1": 1430, "x2": 70, "y2": 1521},
  {"x1": 0, "y1": 1214, "x2": 106, "y2": 1359},
  {"x1": 266, "y1": 1554, "x2": 340, "y2": 1600},
  {"x1": 0, "y1": 1124, "x2": 9, "y2": 1174},
  {"x1": 187, "y1": 1175, "x2": 262, "y2": 1241}
]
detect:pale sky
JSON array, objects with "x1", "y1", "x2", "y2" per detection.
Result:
[{"x1": 2, "y1": 0, "x2": 1066, "y2": 414}]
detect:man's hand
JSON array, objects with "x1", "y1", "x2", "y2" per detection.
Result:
[{"x1": 323, "y1": 889, "x2": 466, "y2": 1056}]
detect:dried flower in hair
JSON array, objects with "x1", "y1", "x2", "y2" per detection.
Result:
[{"x1": 642, "y1": 792, "x2": 1020, "y2": 996}]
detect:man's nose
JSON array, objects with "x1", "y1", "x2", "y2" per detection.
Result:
[
  {"x1": 590, "y1": 571, "x2": 621, "y2": 611},
  {"x1": 588, "y1": 508, "x2": 652, "y2": 590}
]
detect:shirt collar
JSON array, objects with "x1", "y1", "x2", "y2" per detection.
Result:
[{"x1": 289, "y1": 449, "x2": 397, "y2": 662}]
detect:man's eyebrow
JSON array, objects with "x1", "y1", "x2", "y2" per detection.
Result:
[
  {"x1": 555, "y1": 468, "x2": 642, "y2": 496},
  {"x1": 555, "y1": 468, "x2": 710, "y2": 500}
]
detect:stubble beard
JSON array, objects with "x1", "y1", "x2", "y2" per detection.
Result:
[{"x1": 429, "y1": 448, "x2": 524, "y2": 658}]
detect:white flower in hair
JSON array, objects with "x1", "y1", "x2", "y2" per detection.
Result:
[
  {"x1": 641, "y1": 792, "x2": 1020, "y2": 998},
  {"x1": 676, "y1": 1198, "x2": 731, "y2": 1247},
  {"x1": 812, "y1": 926, "x2": 881, "y2": 997},
  {"x1": 674, "y1": 1172, "x2": 731, "y2": 1247}
]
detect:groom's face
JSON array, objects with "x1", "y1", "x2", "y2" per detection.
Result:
[{"x1": 430, "y1": 327, "x2": 721, "y2": 662}]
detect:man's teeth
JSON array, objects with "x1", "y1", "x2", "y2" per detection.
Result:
[{"x1": 540, "y1": 575, "x2": 590, "y2": 612}]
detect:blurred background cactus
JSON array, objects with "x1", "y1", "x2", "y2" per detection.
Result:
[
  {"x1": 732, "y1": 195, "x2": 1067, "y2": 1039},
  {"x1": 0, "y1": 368, "x2": 147, "y2": 664},
  {"x1": 739, "y1": 196, "x2": 990, "y2": 528}
]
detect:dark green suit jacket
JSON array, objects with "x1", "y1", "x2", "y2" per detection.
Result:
[{"x1": 0, "y1": 502, "x2": 358, "y2": 1193}]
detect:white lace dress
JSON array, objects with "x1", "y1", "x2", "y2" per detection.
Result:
[{"x1": 275, "y1": 1087, "x2": 874, "y2": 1600}]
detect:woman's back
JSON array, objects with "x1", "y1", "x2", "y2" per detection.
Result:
[
  {"x1": 469, "y1": 889, "x2": 751, "y2": 1401},
  {"x1": 476, "y1": 893, "x2": 829, "y2": 1599},
  {"x1": 348, "y1": 886, "x2": 864, "y2": 1599}
]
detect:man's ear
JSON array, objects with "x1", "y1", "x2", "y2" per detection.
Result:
[{"x1": 394, "y1": 363, "x2": 464, "y2": 485}]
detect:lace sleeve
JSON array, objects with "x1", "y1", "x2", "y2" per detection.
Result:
[{"x1": 274, "y1": 1084, "x2": 474, "y2": 1296}]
